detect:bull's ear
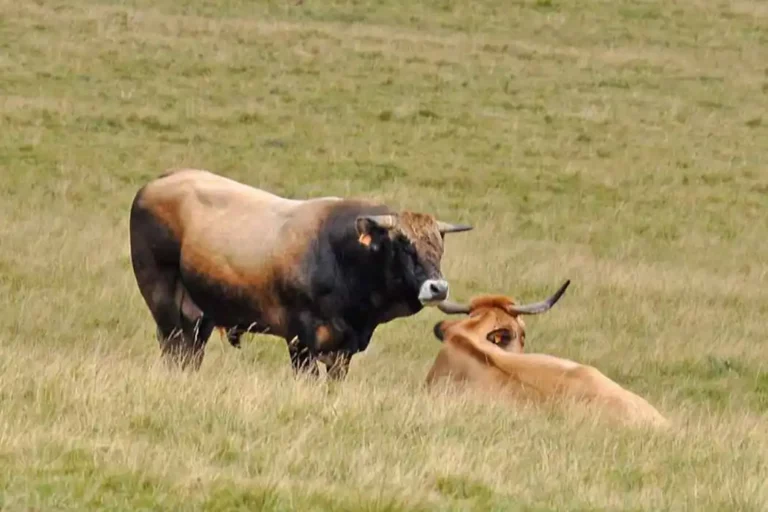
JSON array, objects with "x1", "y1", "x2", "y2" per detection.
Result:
[{"x1": 356, "y1": 214, "x2": 396, "y2": 248}]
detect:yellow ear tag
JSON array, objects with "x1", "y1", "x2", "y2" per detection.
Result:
[{"x1": 359, "y1": 234, "x2": 372, "y2": 247}]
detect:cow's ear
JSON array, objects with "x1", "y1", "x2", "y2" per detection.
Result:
[
  {"x1": 433, "y1": 321, "x2": 446, "y2": 342},
  {"x1": 356, "y1": 215, "x2": 396, "y2": 248},
  {"x1": 433, "y1": 319, "x2": 459, "y2": 342}
]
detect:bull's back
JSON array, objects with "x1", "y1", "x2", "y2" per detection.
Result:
[
  {"x1": 133, "y1": 169, "x2": 344, "y2": 264},
  {"x1": 133, "y1": 169, "x2": 294, "y2": 236}
]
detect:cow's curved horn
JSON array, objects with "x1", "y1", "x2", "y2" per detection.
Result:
[
  {"x1": 437, "y1": 221, "x2": 473, "y2": 234},
  {"x1": 360, "y1": 214, "x2": 397, "y2": 230},
  {"x1": 437, "y1": 300, "x2": 471, "y2": 315},
  {"x1": 507, "y1": 280, "x2": 571, "y2": 315}
]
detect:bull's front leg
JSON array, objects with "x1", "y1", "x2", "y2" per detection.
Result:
[
  {"x1": 286, "y1": 313, "x2": 323, "y2": 378},
  {"x1": 318, "y1": 350, "x2": 352, "y2": 381},
  {"x1": 286, "y1": 336, "x2": 320, "y2": 377},
  {"x1": 319, "y1": 326, "x2": 371, "y2": 381}
]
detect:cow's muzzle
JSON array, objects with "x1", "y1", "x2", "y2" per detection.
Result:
[{"x1": 418, "y1": 279, "x2": 449, "y2": 305}]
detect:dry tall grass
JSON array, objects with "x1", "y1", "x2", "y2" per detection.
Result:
[{"x1": 2, "y1": 0, "x2": 767, "y2": 509}]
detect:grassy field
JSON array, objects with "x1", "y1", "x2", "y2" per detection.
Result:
[{"x1": 2, "y1": 0, "x2": 768, "y2": 509}]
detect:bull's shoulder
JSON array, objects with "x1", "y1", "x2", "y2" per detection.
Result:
[{"x1": 178, "y1": 198, "x2": 357, "y2": 290}]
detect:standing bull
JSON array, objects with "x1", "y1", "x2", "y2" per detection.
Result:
[{"x1": 129, "y1": 169, "x2": 472, "y2": 379}]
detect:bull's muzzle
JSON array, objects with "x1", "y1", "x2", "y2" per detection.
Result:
[{"x1": 419, "y1": 279, "x2": 449, "y2": 304}]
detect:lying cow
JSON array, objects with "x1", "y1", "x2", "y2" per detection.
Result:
[
  {"x1": 129, "y1": 169, "x2": 472, "y2": 378},
  {"x1": 428, "y1": 281, "x2": 668, "y2": 428}
]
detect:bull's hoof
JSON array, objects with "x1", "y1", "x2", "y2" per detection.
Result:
[{"x1": 227, "y1": 331, "x2": 242, "y2": 348}]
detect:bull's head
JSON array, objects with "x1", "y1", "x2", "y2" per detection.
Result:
[
  {"x1": 356, "y1": 212, "x2": 472, "y2": 306},
  {"x1": 432, "y1": 280, "x2": 571, "y2": 352}
]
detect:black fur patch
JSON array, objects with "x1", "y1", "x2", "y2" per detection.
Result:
[{"x1": 180, "y1": 266, "x2": 268, "y2": 327}]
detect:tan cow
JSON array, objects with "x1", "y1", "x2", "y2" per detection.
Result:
[{"x1": 428, "y1": 281, "x2": 668, "y2": 428}]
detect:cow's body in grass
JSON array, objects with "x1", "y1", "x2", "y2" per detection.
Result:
[{"x1": 429, "y1": 283, "x2": 668, "y2": 428}]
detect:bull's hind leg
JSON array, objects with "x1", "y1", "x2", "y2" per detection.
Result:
[
  {"x1": 157, "y1": 281, "x2": 216, "y2": 370},
  {"x1": 130, "y1": 197, "x2": 214, "y2": 370},
  {"x1": 134, "y1": 259, "x2": 214, "y2": 370}
]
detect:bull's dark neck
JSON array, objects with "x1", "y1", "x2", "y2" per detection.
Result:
[
  {"x1": 308, "y1": 201, "x2": 404, "y2": 316},
  {"x1": 296, "y1": 200, "x2": 423, "y2": 353}
]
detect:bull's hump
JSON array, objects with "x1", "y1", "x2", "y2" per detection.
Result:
[
  {"x1": 143, "y1": 169, "x2": 357, "y2": 247},
  {"x1": 150, "y1": 169, "x2": 348, "y2": 212}
]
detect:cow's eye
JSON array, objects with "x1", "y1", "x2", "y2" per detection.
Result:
[{"x1": 486, "y1": 329, "x2": 514, "y2": 345}]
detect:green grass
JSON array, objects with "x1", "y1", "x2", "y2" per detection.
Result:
[{"x1": 2, "y1": 0, "x2": 768, "y2": 509}]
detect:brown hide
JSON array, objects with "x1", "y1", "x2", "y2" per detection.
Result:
[
  {"x1": 427, "y1": 296, "x2": 668, "y2": 428},
  {"x1": 134, "y1": 169, "x2": 345, "y2": 334}
]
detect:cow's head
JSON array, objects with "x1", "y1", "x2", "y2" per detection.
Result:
[
  {"x1": 356, "y1": 212, "x2": 472, "y2": 307},
  {"x1": 432, "y1": 280, "x2": 571, "y2": 352}
]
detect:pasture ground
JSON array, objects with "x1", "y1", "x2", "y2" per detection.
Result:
[{"x1": 1, "y1": 0, "x2": 768, "y2": 509}]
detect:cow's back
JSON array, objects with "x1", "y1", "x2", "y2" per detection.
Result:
[
  {"x1": 494, "y1": 353, "x2": 669, "y2": 427},
  {"x1": 430, "y1": 333, "x2": 668, "y2": 428}
]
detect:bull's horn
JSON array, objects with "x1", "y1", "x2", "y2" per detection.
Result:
[
  {"x1": 357, "y1": 214, "x2": 397, "y2": 229},
  {"x1": 437, "y1": 300, "x2": 471, "y2": 315},
  {"x1": 507, "y1": 280, "x2": 571, "y2": 315},
  {"x1": 437, "y1": 221, "x2": 473, "y2": 234},
  {"x1": 359, "y1": 214, "x2": 397, "y2": 230}
]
